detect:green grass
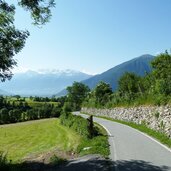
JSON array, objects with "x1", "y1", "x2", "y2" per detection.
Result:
[
  {"x1": 0, "y1": 118, "x2": 81, "y2": 162},
  {"x1": 25, "y1": 99, "x2": 60, "y2": 108},
  {"x1": 82, "y1": 112, "x2": 171, "y2": 149},
  {"x1": 77, "y1": 123, "x2": 110, "y2": 158},
  {"x1": 5, "y1": 97, "x2": 60, "y2": 108}
]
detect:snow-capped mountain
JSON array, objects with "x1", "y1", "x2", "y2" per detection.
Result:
[
  {"x1": 0, "y1": 69, "x2": 92, "y2": 96},
  {"x1": 37, "y1": 69, "x2": 82, "y2": 76}
]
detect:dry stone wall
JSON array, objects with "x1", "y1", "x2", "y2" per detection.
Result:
[{"x1": 81, "y1": 106, "x2": 171, "y2": 137}]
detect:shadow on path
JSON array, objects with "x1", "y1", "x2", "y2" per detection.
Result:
[
  {"x1": 116, "y1": 160, "x2": 170, "y2": 171},
  {"x1": 3, "y1": 158, "x2": 171, "y2": 171},
  {"x1": 57, "y1": 159, "x2": 170, "y2": 171}
]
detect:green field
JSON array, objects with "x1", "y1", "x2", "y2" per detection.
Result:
[
  {"x1": 6, "y1": 97, "x2": 60, "y2": 108},
  {"x1": 0, "y1": 119, "x2": 81, "y2": 162},
  {"x1": 26, "y1": 101, "x2": 59, "y2": 108}
]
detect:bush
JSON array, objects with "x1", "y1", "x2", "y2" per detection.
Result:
[
  {"x1": 60, "y1": 112, "x2": 91, "y2": 138},
  {"x1": 62, "y1": 102, "x2": 73, "y2": 113},
  {"x1": 153, "y1": 95, "x2": 169, "y2": 106}
]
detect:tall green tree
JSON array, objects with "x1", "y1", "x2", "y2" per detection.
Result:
[
  {"x1": 67, "y1": 82, "x2": 90, "y2": 110},
  {"x1": 118, "y1": 72, "x2": 142, "y2": 99},
  {"x1": 0, "y1": 108, "x2": 9, "y2": 123},
  {"x1": 0, "y1": 2, "x2": 29, "y2": 81},
  {"x1": 0, "y1": 0, "x2": 55, "y2": 81},
  {"x1": 94, "y1": 81, "x2": 112, "y2": 106},
  {"x1": 151, "y1": 52, "x2": 171, "y2": 95}
]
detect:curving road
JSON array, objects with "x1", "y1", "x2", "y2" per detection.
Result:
[{"x1": 74, "y1": 112, "x2": 171, "y2": 171}]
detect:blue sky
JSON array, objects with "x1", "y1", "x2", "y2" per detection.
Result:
[{"x1": 9, "y1": 0, "x2": 171, "y2": 74}]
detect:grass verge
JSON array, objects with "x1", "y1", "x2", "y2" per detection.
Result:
[
  {"x1": 82, "y1": 112, "x2": 171, "y2": 149},
  {"x1": 60, "y1": 112, "x2": 110, "y2": 158},
  {"x1": 77, "y1": 123, "x2": 110, "y2": 158}
]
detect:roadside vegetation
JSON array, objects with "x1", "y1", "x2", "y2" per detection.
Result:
[
  {"x1": 77, "y1": 123, "x2": 109, "y2": 157},
  {"x1": 60, "y1": 109, "x2": 110, "y2": 157}
]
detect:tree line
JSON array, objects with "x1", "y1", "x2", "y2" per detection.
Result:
[{"x1": 0, "y1": 96, "x2": 62, "y2": 124}]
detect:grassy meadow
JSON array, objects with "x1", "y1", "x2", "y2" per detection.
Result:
[{"x1": 0, "y1": 118, "x2": 81, "y2": 162}]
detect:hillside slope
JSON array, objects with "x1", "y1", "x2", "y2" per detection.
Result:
[{"x1": 82, "y1": 54, "x2": 154, "y2": 90}]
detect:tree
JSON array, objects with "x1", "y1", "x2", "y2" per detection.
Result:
[
  {"x1": 0, "y1": 1, "x2": 29, "y2": 81},
  {"x1": 94, "y1": 81, "x2": 112, "y2": 106},
  {"x1": 0, "y1": 108, "x2": 9, "y2": 123},
  {"x1": 9, "y1": 109, "x2": 22, "y2": 123},
  {"x1": 0, "y1": 96, "x2": 4, "y2": 106},
  {"x1": 51, "y1": 106, "x2": 61, "y2": 117},
  {"x1": 0, "y1": 0, "x2": 55, "y2": 81},
  {"x1": 151, "y1": 52, "x2": 171, "y2": 95},
  {"x1": 118, "y1": 72, "x2": 142, "y2": 99},
  {"x1": 67, "y1": 82, "x2": 90, "y2": 111},
  {"x1": 18, "y1": 0, "x2": 55, "y2": 25}
]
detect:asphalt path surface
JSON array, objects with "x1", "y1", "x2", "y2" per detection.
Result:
[{"x1": 73, "y1": 112, "x2": 171, "y2": 171}]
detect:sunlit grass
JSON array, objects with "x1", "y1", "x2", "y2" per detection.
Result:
[
  {"x1": 77, "y1": 123, "x2": 110, "y2": 158},
  {"x1": 0, "y1": 119, "x2": 81, "y2": 162}
]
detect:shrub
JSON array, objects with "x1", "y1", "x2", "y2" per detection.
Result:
[
  {"x1": 60, "y1": 112, "x2": 92, "y2": 138},
  {"x1": 154, "y1": 112, "x2": 160, "y2": 119}
]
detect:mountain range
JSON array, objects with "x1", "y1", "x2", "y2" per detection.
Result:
[
  {"x1": 57, "y1": 54, "x2": 155, "y2": 96},
  {"x1": 0, "y1": 70, "x2": 92, "y2": 96},
  {"x1": 0, "y1": 54, "x2": 155, "y2": 97}
]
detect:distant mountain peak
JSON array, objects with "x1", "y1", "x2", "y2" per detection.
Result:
[
  {"x1": 81, "y1": 54, "x2": 155, "y2": 91},
  {"x1": 0, "y1": 69, "x2": 92, "y2": 96},
  {"x1": 37, "y1": 69, "x2": 81, "y2": 75},
  {"x1": 16, "y1": 69, "x2": 93, "y2": 77},
  {"x1": 133, "y1": 54, "x2": 155, "y2": 61}
]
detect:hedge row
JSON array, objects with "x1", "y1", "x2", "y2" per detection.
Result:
[{"x1": 60, "y1": 112, "x2": 90, "y2": 138}]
